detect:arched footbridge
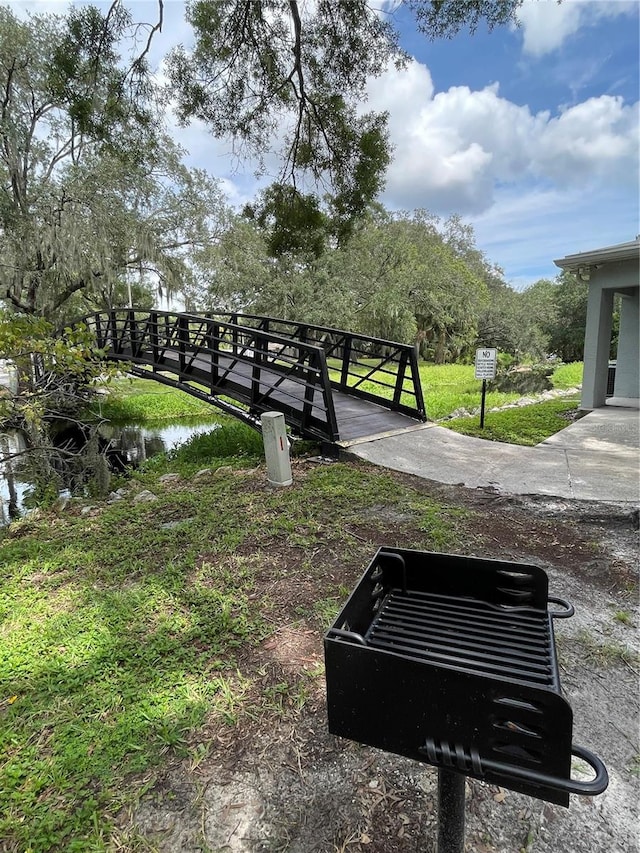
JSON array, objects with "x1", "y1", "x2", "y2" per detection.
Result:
[{"x1": 84, "y1": 310, "x2": 427, "y2": 445}]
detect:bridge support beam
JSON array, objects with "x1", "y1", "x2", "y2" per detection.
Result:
[{"x1": 261, "y1": 412, "x2": 293, "y2": 487}]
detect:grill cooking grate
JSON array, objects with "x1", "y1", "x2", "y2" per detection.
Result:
[{"x1": 366, "y1": 589, "x2": 556, "y2": 687}]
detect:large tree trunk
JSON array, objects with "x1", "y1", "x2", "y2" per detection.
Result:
[{"x1": 434, "y1": 329, "x2": 447, "y2": 364}]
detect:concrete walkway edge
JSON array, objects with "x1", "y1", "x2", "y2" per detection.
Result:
[{"x1": 346, "y1": 409, "x2": 640, "y2": 505}]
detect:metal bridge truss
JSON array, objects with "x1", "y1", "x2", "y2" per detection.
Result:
[{"x1": 84, "y1": 310, "x2": 426, "y2": 444}]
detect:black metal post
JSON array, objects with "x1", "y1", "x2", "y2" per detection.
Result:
[
  {"x1": 437, "y1": 769, "x2": 465, "y2": 853},
  {"x1": 480, "y1": 378, "x2": 487, "y2": 429}
]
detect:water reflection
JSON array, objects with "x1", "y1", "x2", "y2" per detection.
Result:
[
  {"x1": 99, "y1": 421, "x2": 220, "y2": 466},
  {"x1": 0, "y1": 419, "x2": 221, "y2": 524},
  {"x1": 0, "y1": 431, "x2": 27, "y2": 524}
]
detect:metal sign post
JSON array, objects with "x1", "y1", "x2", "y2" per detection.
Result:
[
  {"x1": 474, "y1": 348, "x2": 497, "y2": 429},
  {"x1": 480, "y1": 379, "x2": 487, "y2": 429}
]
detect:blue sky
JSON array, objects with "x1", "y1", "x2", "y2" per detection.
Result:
[
  {"x1": 369, "y1": 0, "x2": 639, "y2": 287},
  {"x1": 12, "y1": 0, "x2": 640, "y2": 289}
]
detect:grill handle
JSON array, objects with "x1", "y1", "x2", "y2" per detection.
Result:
[
  {"x1": 566, "y1": 745, "x2": 610, "y2": 795},
  {"x1": 547, "y1": 596, "x2": 575, "y2": 619},
  {"x1": 379, "y1": 550, "x2": 407, "y2": 594},
  {"x1": 418, "y1": 740, "x2": 607, "y2": 797},
  {"x1": 326, "y1": 628, "x2": 366, "y2": 646},
  {"x1": 476, "y1": 745, "x2": 608, "y2": 796}
]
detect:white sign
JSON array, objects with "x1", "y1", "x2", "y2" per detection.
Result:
[{"x1": 475, "y1": 347, "x2": 497, "y2": 380}]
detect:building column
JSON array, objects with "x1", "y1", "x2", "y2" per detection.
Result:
[
  {"x1": 581, "y1": 282, "x2": 614, "y2": 410},
  {"x1": 614, "y1": 289, "x2": 640, "y2": 400}
]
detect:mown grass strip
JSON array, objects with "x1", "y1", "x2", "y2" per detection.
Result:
[{"x1": 444, "y1": 398, "x2": 581, "y2": 445}]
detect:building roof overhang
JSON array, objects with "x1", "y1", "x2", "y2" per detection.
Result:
[{"x1": 554, "y1": 238, "x2": 640, "y2": 271}]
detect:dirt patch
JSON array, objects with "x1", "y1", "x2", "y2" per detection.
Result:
[
  {"x1": 118, "y1": 476, "x2": 639, "y2": 853},
  {"x1": 261, "y1": 625, "x2": 323, "y2": 674}
]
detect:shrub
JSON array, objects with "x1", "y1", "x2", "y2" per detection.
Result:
[{"x1": 169, "y1": 423, "x2": 264, "y2": 464}]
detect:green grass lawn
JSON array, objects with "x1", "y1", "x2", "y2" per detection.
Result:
[
  {"x1": 549, "y1": 361, "x2": 583, "y2": 389},
  {"x1": 0, "y1": 360, "x2": 587, "y2": 849},
  {"x1": 94, "y1": 362, "x2": 584, "y2": 449},
  {"x1": 92, "y1": 376, "x2": 217, "y2": 423},
  {"x1": 443, "y1": 397, "x2": 581, "y2": 445},
  {"x1": 0, "y1": 461, "x2": 468, "y2": 852},
  {"x1": 0, "y1": 491, "x2": 268, "y2": 851},
  {"x1": 418, "y1": 363, "x2": 520, "y2": 420},
  {"x1": 325, "y1": 358, "x2": 582, "y2": 444},
  {"x1": 326, "y1": 360, "x2": 583, "y2": 422},
  {"x1": 419, "y1": 362, "x2": 582, "y2": 420}
]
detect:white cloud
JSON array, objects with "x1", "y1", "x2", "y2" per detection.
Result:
[
  {"x1": 366, "y1": 60, "x2": 638, "y2": 215},
  {"x1": 516, "y1": 0, "x2": 583, "y2": 56},
  {"x1": 516, "y1": 0, "x2": 638, "y2": 57},
  {"x1": 536, "y1": 96, "x2": 639, "y2": 184}
]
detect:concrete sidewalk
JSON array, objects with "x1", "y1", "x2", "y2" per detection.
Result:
[{"x1": 347, "y1": 408, "x2": 639, "y2": 504}]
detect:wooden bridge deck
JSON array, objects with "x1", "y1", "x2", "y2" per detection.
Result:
[{"x1": 331, "y1": 391, "x2": 422, "y2": 443}]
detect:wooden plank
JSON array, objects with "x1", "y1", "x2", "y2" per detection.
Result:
[{"x1": 332, "y1": 390, "x2": 422, "y2": 441}]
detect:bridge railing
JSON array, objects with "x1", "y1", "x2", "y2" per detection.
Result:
[
  {"x1": 207, "y1": 312, "x2": 427, "y2": 421},
  {"x1": 85, "y1": 310, "x2": 340, "y2": 442}
]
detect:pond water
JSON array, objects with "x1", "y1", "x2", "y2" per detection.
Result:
[
  {"x1": 0, "y1": 418, "x2": 222, "y2": 525},
  {"x1": 99, "y1": 420, "x2": 221, "y2": 466}
]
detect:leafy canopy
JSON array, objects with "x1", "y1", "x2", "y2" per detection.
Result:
[
  {"x1": 167, "y1": 1, "x2": 524, "y2": 232},
  {"x1": 0, "y1": 4, "x2": 229, "y2": 322},
  {"x1": 193, "y1": 205, "x2": 494, "y2": 361}
]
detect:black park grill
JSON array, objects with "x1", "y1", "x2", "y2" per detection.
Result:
[{"x1": 324, "y1": 548, "x2": 608, "y2": 852}]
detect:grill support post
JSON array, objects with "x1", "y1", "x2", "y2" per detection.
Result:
[{"x1": 437, "y1": 769, "x2": 466, "y2": 853}]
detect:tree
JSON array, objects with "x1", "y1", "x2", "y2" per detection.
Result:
[
  {"x1": 168, "y1": 1, "x2": 395, "y2": 229},
  {"x1": 196, "y1": 204, "x2": 491, "y2": 360},
  {"x1": 243, "y1": 184, "x2": 330, "y2": 260},
  {"x1": 407, "y1": 0, "x2": 522, "y2": 39},
  {"x1": 546, "y1": 271, "x2": 589, "y2": 362},
  {"x1": 335, "y1": 209, "x2": 489, "y2": 359},
  {"x1": 193, "y1": 212, "x2": 355, "y2": 324},
  {"x1": 167, "y1": 1, "x2": 525, "y2": 231},
  {"x1": 522, "y1": 272, "x2": 589, "y2": 362},
  {"x1": 0, "y1": 4, "x2": 235, "y2": 505},
  {"x1": 476, "y1": 270, "x2": 548, "y2": 359},
  {"x1": 0, "y1": 311, "x2": 113, "y2": 501},
  {"x1": 0, "y1": 5, "x2": 230, "y2": 324}
]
